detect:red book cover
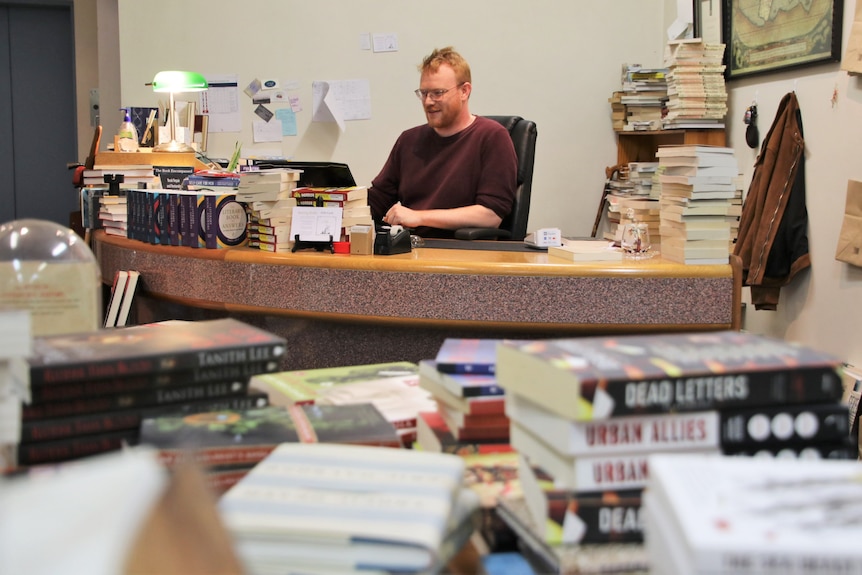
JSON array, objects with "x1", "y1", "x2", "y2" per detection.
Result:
[{"x1": 140, "y1": 403, "x2": 402, "y2": 467}]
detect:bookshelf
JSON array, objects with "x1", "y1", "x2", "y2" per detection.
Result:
[{"x1": 615, "y1": 129, "x2": 726, "y2": 165}]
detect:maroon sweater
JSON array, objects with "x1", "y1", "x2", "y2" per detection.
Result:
[{"x1": 368, "y1": 116, "x2": 518, "y2": 238}]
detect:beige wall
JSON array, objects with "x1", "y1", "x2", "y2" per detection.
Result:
[{"x1": 76, "y1": 0, "x2": 862, "y2": 366}]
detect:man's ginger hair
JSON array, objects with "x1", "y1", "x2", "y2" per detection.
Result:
[{"x1": 419, "y1": 47, "x2": 472, "y2": 85}]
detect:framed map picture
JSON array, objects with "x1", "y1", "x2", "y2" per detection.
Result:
[{"x1": 723, "y1": 0, "x2": 844, "y2": 79}]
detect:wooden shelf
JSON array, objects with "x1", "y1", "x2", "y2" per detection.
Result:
[
  {"x1": 615, "y1": 129, "x2": 727, "y2": 164},
  {"x1": 95, "y1": 151, "x2": 209, "y2": 171}
]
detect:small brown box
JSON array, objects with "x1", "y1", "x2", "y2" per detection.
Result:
[{"x1": 349, "y1": 225, "x2": 374, "y2": 255}]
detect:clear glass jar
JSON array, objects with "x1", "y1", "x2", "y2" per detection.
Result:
[{"x1": 0, "y1": 219, "x2": 102, "y2": 336}]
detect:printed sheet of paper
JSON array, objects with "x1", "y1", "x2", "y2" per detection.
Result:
[
  {"x1": 199, "y1": 74, "x2": 241, "y2": 133},
  {"x1": 312, "y1": 79, "x2": 371, "y2": 131},
  {"x1": 253, "y1": 119, "x2": 283, "y2": 143},
  {"x1": 289, "y1": 206, "x2": 343, "y2": 242}
]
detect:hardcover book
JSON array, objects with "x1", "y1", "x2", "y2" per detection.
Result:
[
  {"x1": 139, "y1": 403, "x2": 402, "y2": 467},
  {"x1": 218, "y1": 442, "x2": 466, "y2": 574},
  {"x1": 496, "y1": 331, "x2": 843, "y2": 422},
  {"x1": 27, "y1": 318, "x2": 287, "y2": 385}
]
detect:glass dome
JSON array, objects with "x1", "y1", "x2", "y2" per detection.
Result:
[{"x1": 0, "y1": 219, "x2": 101, "y2": 336}]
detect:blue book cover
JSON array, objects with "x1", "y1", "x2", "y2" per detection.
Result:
[
  {"x1": 434, "y1": 338, "x2": 501, "y2": 375},
  {"x1": 419, "y1": 359, "x2": 503, "y2": 397}
]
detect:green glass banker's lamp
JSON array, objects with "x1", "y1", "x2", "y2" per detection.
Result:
[{"x1": 151, "y1": 70, "x2": 208, "y2": 152}]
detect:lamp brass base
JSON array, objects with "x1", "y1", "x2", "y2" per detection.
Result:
[{"x1": 153, "y1": 140, "x2": 195, "y2": 153}]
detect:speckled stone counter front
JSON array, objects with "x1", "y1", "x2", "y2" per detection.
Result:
[{"x1": 93, "y1": 232, "x2": 741, "y2": 370}]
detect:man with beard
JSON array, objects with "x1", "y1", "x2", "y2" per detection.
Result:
[{"x1": 368, "y1": 47, "x2": 518, "y2": 239}]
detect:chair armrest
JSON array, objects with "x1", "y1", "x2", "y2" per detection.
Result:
[{"x1": 453, "y1": 227, "x2": 513, "y2": 240}]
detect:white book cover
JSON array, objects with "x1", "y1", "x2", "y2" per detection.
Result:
[
  {"x1": 645, "y1": 454, "x2": 862, "y2": 575},
  {"x1": 219, "y1": 443, "x2": 464, "y2": 573},
  {"x1": 506, "y1": 393, "x2": 720, "y2": 456},
  {"x1": 510, "y1": 423, "x2": 719, "y2": 491}
]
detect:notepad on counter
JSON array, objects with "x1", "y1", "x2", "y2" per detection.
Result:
[{"x1": 547, "y1": 240, "x2": 623, "y2": 262}]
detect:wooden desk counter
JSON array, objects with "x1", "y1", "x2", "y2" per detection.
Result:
[{"x1": 93, "y1": 232, "x2": 741, "y2": 369}]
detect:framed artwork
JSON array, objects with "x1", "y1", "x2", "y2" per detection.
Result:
[{"x1": 723, "y1": 0, "x2": 844, "y2": 79}]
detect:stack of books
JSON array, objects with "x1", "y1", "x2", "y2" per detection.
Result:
[
  {"x1": 618, "y1": 64, "x2": 669, "y2": 132},
  {"x1": 139, "y1": 403, "x2": 403, "y2": 496},
  {"x1": 657, "y1": 144, "x2": 742, "y2": 264},
  {"x1": 218, "y1": 442, "x2": 481, "y2": 574},
  {"x1": 97, "y1": 193, "x2": 128, "y2": 237},
  {"x1": 292, "y1": 186, "x2": 373, "y2": 241},
  {"x1": 493, "y1": 331, "x2": 850, "y2": 574},
  {"x1": 416, "y1": 339, "x2": 510, "y2": 453},
  {"x1": 81, "y1": 164, "x2": 156, "y2": 189},
  {"x1": 662, "y1": 39, "x2": 728, "y2": 130},
  {"x1": 238, "y1": 169, "x2": 302, "y2": 253},
  {"x1": 0, "y1": 310, "x2": 32, "y2": 473},
  {"x1": 626, "y1": 162, "x2": 660, "y2": 198},
  {"x1": 249, "y1": 361, "x2": 436, "y2": 447},
  {"x1": 16, "y1": 318, "x2": 286, "y2": 468},
  {"x1": 416, "y1": 339, "x2": 522, "y2": 551}
]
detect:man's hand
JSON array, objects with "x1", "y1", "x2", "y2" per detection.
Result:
[{"x1": 383, "y1": 202, "x2": 502, "y2": 231}]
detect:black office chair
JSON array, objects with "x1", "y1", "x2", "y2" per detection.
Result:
[{"x1": 454, "y1": 115, "x2": 537, "y2": 241}]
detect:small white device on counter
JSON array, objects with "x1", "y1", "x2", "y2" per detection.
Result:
[{"x1": 524, "y1": 228, "x2": 562, "y2": 248}]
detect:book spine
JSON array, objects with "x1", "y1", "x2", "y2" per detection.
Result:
[
  {"x1": 722, "y1": 441, "x2": 856, "y2": 459},
  {"x1": 186, "y1": 177, "x2": 241, "y2": 188},
  {"x1": 719, "y1": 403, "x2": 850, "y2": 447},
  {"x1": 17, "y1": 429, "x2": 139, "y2": 466},
  {"x1": 545, "y1": 489, "x2": 644, "y2": 544},
  {"x1": 30, "y1": 338, "x2": 286, "y2": 385},
  {"x1": 204, "y1": 193, "x2": 218, "y2": 249},
  {"x1": 168, "y1": 192, "x2": 180, "y2": 246},
  {"x1": 22, "y1": 380, "x2": 250, "y2": 421},
  {"x1": 20, "y1": 393, "x2": 270, "y2": 444},
  {"x1": 157, "y1": 444, "x2": 279, "y2": 467},
  {"x1": 30, "y1": 359, "x2": 280, "y2": 402}
]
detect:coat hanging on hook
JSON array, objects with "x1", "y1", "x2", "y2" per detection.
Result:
[{"x1": 733, "y1": 91, "x2": 810, "y2": 311}]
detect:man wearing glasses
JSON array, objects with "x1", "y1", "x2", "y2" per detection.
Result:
[{"x1": 368, "y1": 47, "x2": 518, "y2": 238}]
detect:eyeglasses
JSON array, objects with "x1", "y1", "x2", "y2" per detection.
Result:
[{"x1": 414, "y1": 83, "x2": 464, "y2": 101}]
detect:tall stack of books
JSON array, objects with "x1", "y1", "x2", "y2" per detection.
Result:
[
  {"x1": 493, "y1": 331, "x2": 850, "y2": 574},
  {"x1": 218, "y1": 442, "x2": 481, "y2": 574},
  {"x1": 97, "y1": 193, "x2": 128, "y2": 237},
  {"x1": 662, "y1": 39, "x2": 728, "y2": 130},
  {"x1": 618, "y1": 64, "x2": 669, "y2": 132},
  {"x1": 416, "y1": 339, "x2": 523, "y2": 552},
  {"x1": 0, "y1": 310, "x2": 32, "y2": 473},
  {"x1": 16, "y1": 318, "x2": 285, "y2": 468},
  {"x1": 236, "y1": 169, "x2": 302, "y2": 253},
  {"x1": 657, "y1": 144, "x2": 742, "y2": 264}
]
